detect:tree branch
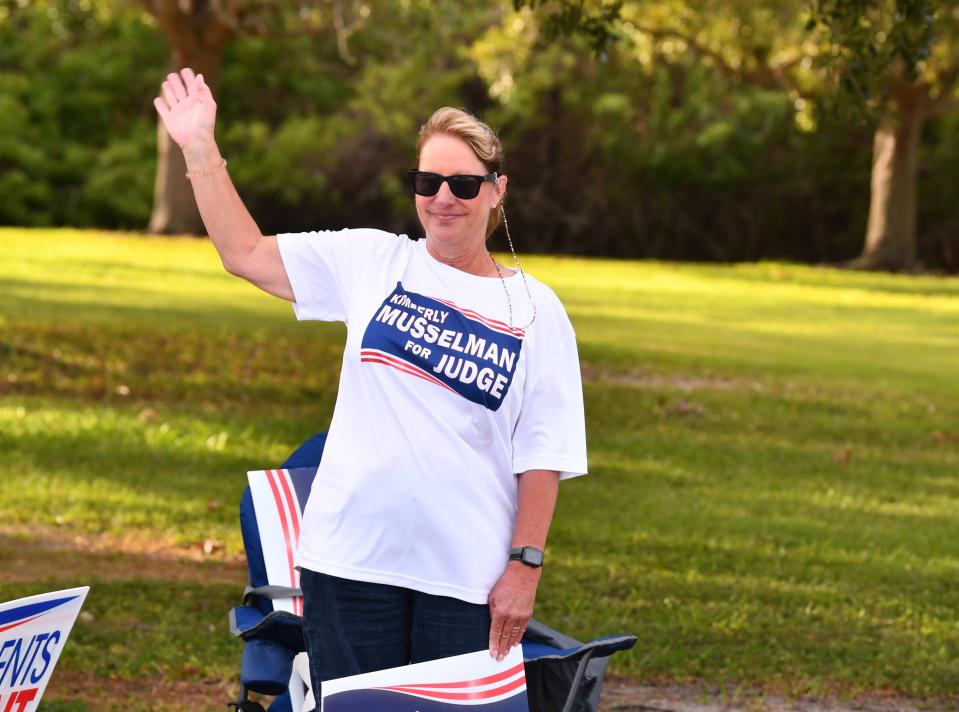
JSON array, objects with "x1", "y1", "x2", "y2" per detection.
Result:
[
  {"x1": 632, "y1": 23, "x2": 819, "y2": 100},
  {"x1": 331, "y1": 0, "x2": 361, "y2": 66}
]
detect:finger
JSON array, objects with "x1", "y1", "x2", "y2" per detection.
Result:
[
  {"x1": 488, "y1": 616, "x2": 507, "y2": 657},
  {"x1": 493, "y1": 619, "x2": 519, "y2": 660},
  {"x1": 161, "y1": 81, "x2": 178, "y2": 109},
  {"x1": 153, "y1": 96, "x2": 170, "y2": 119},
  {"x1": 498, "y1": 630, "x2": 512, "y2": 659},
  {"x1": 505, "y1": 616, "x2": 530, "y2": 652},
  {"x1": 497, "y1": 626, "x2": 517, "y2": 660},
  {"x1": 180, "y1": 67, "x2": 197, "y2": 95},
  {"x1": 167, "y1": 72, "x2": 187, "y2": 101}
]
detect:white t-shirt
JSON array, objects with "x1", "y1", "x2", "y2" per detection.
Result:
[{"x1": 276, "y1": 228, "x2": 588, "y2": 604}]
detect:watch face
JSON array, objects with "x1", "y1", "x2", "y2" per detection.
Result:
[{"x1": 523, "y1": 548, "x2": 544, "y2": 566}]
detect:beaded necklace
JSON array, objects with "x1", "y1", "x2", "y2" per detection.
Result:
[{"x1": 490, "y1": 206, "x2": 537, "y2": 330}]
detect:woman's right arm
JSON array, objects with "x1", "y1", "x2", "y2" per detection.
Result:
[{"x1": 153, "y1": 68, "x2": 293, "y2": 302}]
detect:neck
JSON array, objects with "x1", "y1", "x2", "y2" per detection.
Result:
[{"x1": 425, "y1": 235, "x2": 496, "y2": 277}]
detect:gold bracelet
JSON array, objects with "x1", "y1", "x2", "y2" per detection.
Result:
[{"x1": 185, "y1": 158, "x2": 227, "y2": 180}]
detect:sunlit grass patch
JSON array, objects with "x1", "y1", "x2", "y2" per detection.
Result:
[{"x1": 2, "y1": 228, "x2": 959, "y2": 702}]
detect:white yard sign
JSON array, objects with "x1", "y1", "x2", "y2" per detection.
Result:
[
  {"x1": 0, "y1": 587, "x2": 89, "y2": 712},
  {"x1": 248, "y1": 468, "x2": 315, "y2": 711},
  {"x1": 322, "y1": 646, "x2": 529, "y2": 712}
]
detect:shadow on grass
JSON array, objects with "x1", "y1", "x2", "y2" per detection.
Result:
[
  {"x1": 0, "y1": 399, "x2": 329, "y2": 543},
  {"x1": 1, "y1": 317, "x2": 345, "y2": 408},
  {"x1": 0, "y1": 274, "x2": 297, "y2": 332}
]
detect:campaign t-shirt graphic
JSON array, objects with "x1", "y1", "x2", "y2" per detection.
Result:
[{"x1": 360, "y1": 282, "x2": 525, "y2": 412}]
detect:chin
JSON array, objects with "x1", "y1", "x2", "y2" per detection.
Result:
[{"x1": 427, "y1": 222, "x2": 467, "y2": 241}]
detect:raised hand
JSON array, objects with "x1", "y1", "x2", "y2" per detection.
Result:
[{"x1": 153, "y1": 68, "x2": 217, "y2": 154}]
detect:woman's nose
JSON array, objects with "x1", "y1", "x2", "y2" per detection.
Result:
[{"x1": 433, "y1": 181, "x2": 457, "y2": 203}]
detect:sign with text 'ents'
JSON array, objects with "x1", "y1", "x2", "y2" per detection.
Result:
[
  {"x1": 322, "y1": 646, "x2": 529, "y2": 712},
  {"x1": 0, "y1": 587, "x2": 89, "y2": 712}
]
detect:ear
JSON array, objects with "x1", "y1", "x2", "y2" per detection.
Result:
[{"x1": 493, "y1": 174, "x2": 508, "y2": 207}]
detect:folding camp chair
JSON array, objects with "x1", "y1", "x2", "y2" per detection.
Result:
[{"x1": 228, "y1": 433, "x2": 637, "y2": 712}]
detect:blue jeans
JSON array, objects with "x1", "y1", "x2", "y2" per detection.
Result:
[{"x1": 299, "y1": 568, "x2": 491, "y2": 702}]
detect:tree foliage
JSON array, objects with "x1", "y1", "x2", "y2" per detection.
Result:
[
  {"x1": 808, "y1": 0, "x2": 937, "y2": 100},
  {"x1": 513, "y1": 0, "x2": 623, "y2": 52},
  {"x1": 2, "y1": 0, "x2": 959, "y2": 269},
  {"x1": 511, "y1": 0, "x2": 959, "y2": 270},
  {"x1": 0, "y1": 0, "x2": 166, "y2": 226}
]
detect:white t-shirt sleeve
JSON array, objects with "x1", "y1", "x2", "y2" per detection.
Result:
[
  {"x1": 511, "y1": 320, "x2": 589, "y2": 480},
  {"x1": 276, "y1": 228, "x2": 392, "y2": 322}
]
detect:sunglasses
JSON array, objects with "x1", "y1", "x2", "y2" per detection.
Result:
[{"x1": 407, "y1": 170, "x2": 497, "y2": 200}]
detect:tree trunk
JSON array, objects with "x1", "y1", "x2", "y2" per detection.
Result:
[
  {"x1": 847, "y1": 82, "x2": 927, "y2": 272},
  {"x1": 147, "y1": 50, "x2": 224, "y2": 236}
]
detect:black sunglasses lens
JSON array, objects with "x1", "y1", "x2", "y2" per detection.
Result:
[
  {"x1": 448, "y1": 176, "x2": 482, "y2": 199},
  {"x1": 411, "y1": 173, "x2": 441, "y2": 196},
  {"x1": 409, "y1": 172, "x2": 487, "y2": 199}
]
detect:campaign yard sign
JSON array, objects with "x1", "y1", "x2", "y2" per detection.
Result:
[
  {"x1": 321, "y1": 646, "x2": 529, "y2": 712},
  {"x1": 248, "y1": 467, "x2": 317, "y2": 712},
  {"x1": 247, "y1": 467, "x2": 316, "y2": 617},
  {"x1": 0, "y1": 587, "x2": 89, "y2": 712}
]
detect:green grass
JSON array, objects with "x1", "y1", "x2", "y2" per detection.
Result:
[{"x1": 2, "y1": 227, "x2": 959, "y2": 707}]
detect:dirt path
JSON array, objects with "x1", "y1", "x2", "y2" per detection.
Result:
[
  {"x1": 46, "y1": 671, "x2": 239, "y2": 712},
  {"x1": 1, "y1": 524, "x2": 245, "y2": 585}
]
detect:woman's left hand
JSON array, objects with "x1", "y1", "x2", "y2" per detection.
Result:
[{"x1": 487, "y1": 562, "x2": 542, "y2": 661}]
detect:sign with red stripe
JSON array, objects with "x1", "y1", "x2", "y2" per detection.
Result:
[
  {"x1": 248, "y1": 469, "x2": 314, "y2": 617},
  {"x1": 248, "y1": 468, "x2": 317, "y2": 712},
  {"x1": 0, "y1": 587, "x2": 89, "y2": 711},
  {"x1": 322, "y1": 646, "x2": 528, "y2": 712}
]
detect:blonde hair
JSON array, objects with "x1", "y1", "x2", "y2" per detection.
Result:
[{"x1": 416, "y1": 107, "x2": 505, "y2": 238}]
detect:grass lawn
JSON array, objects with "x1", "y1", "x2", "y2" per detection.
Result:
[{"x1": 2, "y1": 227, "x2": 958, "y2": 710}]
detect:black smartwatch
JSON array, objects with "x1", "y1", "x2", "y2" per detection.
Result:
[{"x1": 509, "y1": 546, "x2": 544, "y2": 568}]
